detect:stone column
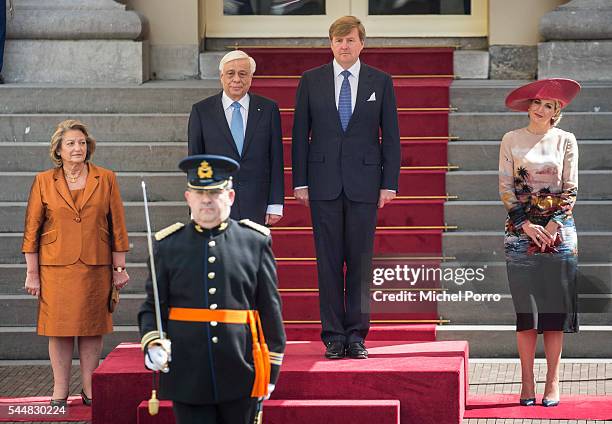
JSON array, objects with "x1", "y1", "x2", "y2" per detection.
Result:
[
  {"x1": 539, "y1": 0, "x2": 612, "y2": 80},
  {"x1": 4, "y1": 0, "x2": 149, "y2": 83}
]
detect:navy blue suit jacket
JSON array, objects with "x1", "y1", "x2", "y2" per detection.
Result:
[
  {"x1": 188, "y1": 92, "x2": 284, "y2": 224},
  {"x1": 291, "y1": 62, "x2": 401, "y2": 203}
]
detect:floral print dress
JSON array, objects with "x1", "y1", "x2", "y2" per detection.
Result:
[{"x1": 499, "y1": 127, "x2": 578, "y2": 333}]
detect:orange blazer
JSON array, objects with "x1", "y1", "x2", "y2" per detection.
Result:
[{"x1": 22, "y1": 163, "x2": 129, "y2": 266}]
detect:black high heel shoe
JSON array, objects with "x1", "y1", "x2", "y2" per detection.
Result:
[
  {"x1": 519, "y1": 398, "x2": 536, "y2": 406},
  {"x1": 542, "y1": 398, "x2": 560, "y2": 407},
  {"x1": 49, "y1": 398, "x2": 68, "y2": 407},
  {"x1": 80, "y1": 390, "x2": 92, "y2": 406}
]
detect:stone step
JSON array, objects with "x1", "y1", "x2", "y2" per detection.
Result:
[
  {"x1": 0, "y1": 81, "x2": 220, "y2": 114},
  {"x1": 446, "y1": 170, "x2": 612, "y2": 201},
  {"x1": 443, "y1": 231, "x2": 612, "y2": 262},
  {"x1": 444, "y1": 200, "x2": 612, "y2": 231},
  {"x1": 0, "y1": 324, "x2": 609, "y2": 359},
  {"x1": 436, "y1": 325, "x2": 612, "y2": 358},
  {"x1": 0, "y1": 142, "x2": 186, "y2": 172},
  {"x1": 448, "y1": 140, "x2": 612, "y2": 171},
  {"x1": 4, "y1": 199, "x2": 609, "y2": 233},
  {"x1": 2, "y1": 262, "x2": 610, "y2": 297},
  {"x1": 450, "y1": 80, "x2": 612, "y2": 113},
  {"x1": 0, "y1": 325, "x2": 139, "y2": 360},
  {"x1": 450, "y1": 112, "x2": 612, "y2": 140},
  {"x1": 0, "y1": 114, "x2": 188, "y2": 143}
]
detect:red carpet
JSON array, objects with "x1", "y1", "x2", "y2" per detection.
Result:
[
  {"x1": 0, "y1": 396, "x2": 91, "y2": 422},
  {"x1": 465, "y1": 394, "x2": 612, "y2": 420},
  {"x1": 243, "y1": 47, "x2": 454, "y2": 76},
  {"x1": 284, "y1": 323, "x2": 436, "y2": 341},
  {"x1": 284, "y1": 169, "x2": 447, "y2": 197},
  {"x1": 252, "y1": 77, "x2": 452, "y2": 108}
]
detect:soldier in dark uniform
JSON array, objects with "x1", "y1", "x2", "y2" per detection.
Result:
[{"x1": 138, "y1": 154, "x2": 286, "y2": 424}]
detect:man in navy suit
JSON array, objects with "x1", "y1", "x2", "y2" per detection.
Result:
[
  {"x1": 188, "y1": 50, "x2": 284, "y2": 226},
  {"x1": 292, "y1": 16, "x2": 401, "y2": 359}
]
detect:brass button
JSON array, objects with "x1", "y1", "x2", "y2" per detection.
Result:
[
  {"x1": 208, "y1": 240, "x2": 216, "y2": 247},
  {"x1": 209, "y1": 287, "x2": 217, "y2": 295},
  {"x1": 75, "y1": 217, "x2": 81, "y2": 223},
  {"x1": 210, "y1": 303, "x2": 218, "y2": 310},
  {"x1": 210, "y1": 321, "x2": 218, "y2": 327},
  {"x1": 211, "y1": 336, "x2": 218, "y2": 344},
  {"x1": 208, "y1": 272, "x2": 215, "y2": 279},
  {"x1": 208, "y1": 256, "x2": 216, "y2": 263}
]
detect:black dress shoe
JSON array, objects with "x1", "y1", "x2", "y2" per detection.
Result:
[
  {"x1": 346, "y1": 342, "x2": 368, "y2": 359},
  {"x1": 519, "y1": 398, "x2": 536, "y2": 406},
  {"x1": 324, "y1": 341, "x2": 345, "y2": 359},
  {"x1": 49, "y1": 398, "x2": 68, "y2": 407},
  {"x1": 542, "y1": 398, "x2": 559, "y2": 407}
]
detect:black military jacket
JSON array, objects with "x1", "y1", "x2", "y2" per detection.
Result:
[{"x1": 138, "y1": 219, "x2": 286, "y2": 405}]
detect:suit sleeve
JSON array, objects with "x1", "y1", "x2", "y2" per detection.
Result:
[
  {"x1": 268, "y1": 102, "x2": 285, "y2": 206},
  {"x1": 22, "y1": 174, "x2": 44, "y2": 253},
  {"x1": 380, "y1": 74, "x2": 401, "y2": 191},
  {"x1": 291, "y1": 74, "x2": 311, "y2": 189},
  {"x1": 138, "y1": 240, "x2": 170, "y2": 344},
  {"x1": 188, "y1": 104, "x2": 205, "y2": 155},
  {"x1": 108, "y1": 171, "x2": 129, "y2": 252},
  {"x1": 256, "y1": 237, "x2": 286, "y2": 385}
]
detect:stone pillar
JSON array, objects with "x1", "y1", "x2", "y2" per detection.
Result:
[
  {"x1": 4, "y1": 0, "x2": 149, "y2": 83},
  {"x1": 539, "y1": 0, "x2": 612, "y2": 80}
]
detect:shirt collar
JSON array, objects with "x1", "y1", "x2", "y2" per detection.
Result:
[
  {"x1": 333, "y1": 58, "x2": 361, "y2": 79},
  {"x1": 222, "y1": 91, "x2": 250, "y2": 111}
]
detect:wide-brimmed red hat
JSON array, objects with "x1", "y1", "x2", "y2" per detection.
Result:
[{"x1": 505, "y1": 78, "x2": 581, "y2": 111}]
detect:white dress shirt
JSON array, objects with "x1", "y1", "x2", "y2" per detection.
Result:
[
  {"x1": 221, "y1": 91, "x2": 282, "y2": 217},
  {"x1": 333, "y1": 58, "x2": 360, "y2": 113}
]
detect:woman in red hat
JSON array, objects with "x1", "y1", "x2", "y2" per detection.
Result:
[{"x1": 499, "y1": 78, "x2": 581, "y2": 407}]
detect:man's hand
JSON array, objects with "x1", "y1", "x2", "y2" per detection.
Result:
[
  {"x1": 294, "y1": 187, "x2": 309, "y2": 208},
  {"x1": 265, "y1": 214, "x2": 282, "y2": 226},
  {"x1": 378, "y1": 190, "x2": 396, "y2": 209},
  {"x1": 145, "y1": 339, "x2": 172, "y2": 373}
]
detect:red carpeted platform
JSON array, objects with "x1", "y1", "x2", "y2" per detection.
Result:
[
  {"x1": 0, "y1": 396, "x2": 91, "y2": 422},
  {"x1": 93, "y1": 341, "x2": 467, "y2": 424},
  {"x1": 136, "y1": 399, "x2": 401, "y2": 424},
  {"x1": 465, "y1": 394, "x2": 612, "y2": 420},
  {"x1": 284, "y1": 323, "x2": 436, "y2": 341}
]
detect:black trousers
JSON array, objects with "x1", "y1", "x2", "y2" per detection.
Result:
[
  {"x1": 310, "y1": 192, "x2": 378, "y2": 344},
  {"x1": 172, "y1": 397, "x2": 257, "y2": 424}
]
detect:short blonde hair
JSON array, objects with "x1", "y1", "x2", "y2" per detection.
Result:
[
  {"x1": 329, "y1": 15, "x2": 366, "y2": 41},
  {"x1": 49, "y1": 120, "x2": 96, "y2": 167},
  {"x1": 219, "y1": 50, "x2": 256, "y2": 75}
]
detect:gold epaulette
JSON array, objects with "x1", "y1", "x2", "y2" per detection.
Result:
[
  {"x1": 155, "y1": 222, "x2": 185, "y2": 241},
  {"x1": 239, "y1": 219, "x2": 271, "y2": 236}
]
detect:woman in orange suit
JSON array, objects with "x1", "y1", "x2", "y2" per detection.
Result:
[{"x1": 22, "y1": 120, "x2": 129, "y2": 407}]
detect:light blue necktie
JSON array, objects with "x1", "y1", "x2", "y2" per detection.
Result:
[
  {"x1": 338, "y1": 70, "x2": 352, "y2": 131},
  {"x1": 230, "y1": 101, "x2": 244, "y2": 155}
]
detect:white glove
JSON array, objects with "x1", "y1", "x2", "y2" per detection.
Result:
[
  {"x1": 259, "y1": 384, "x2": 275, "y2": 401},
  {"x1": 145, "y1": 339, "x2": 171, "y2": 373}
]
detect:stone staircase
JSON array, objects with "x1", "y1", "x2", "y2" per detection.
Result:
[
  {"x1": 438, "y1": 80, "x2": 612, "y2": 356},
  {"x1": 0, "y1": 80, "x2": 611, "y2": 359}
]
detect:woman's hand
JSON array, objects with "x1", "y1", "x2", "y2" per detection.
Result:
[
  {"x1": 113, "y1": 269, "x2": 130, "y2": 289},
  {"x1": 522, "y1": 220, "x2": 555, "y2": 249},
  {"x1": 25, "y1": 272, "x2": 41, "y2": 296}
]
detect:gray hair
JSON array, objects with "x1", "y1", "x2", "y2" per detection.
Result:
[{"x1": 219, "y1": 50, "x2": 256, "y2": 75}]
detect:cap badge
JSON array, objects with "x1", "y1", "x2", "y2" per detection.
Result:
[{"x1": 198, "y1": 161, "x2": 213, "y2": 179}]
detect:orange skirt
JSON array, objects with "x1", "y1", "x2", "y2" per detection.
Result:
[{"x1": 38, "y1": 260, "x2": 113, "y2": 336}]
